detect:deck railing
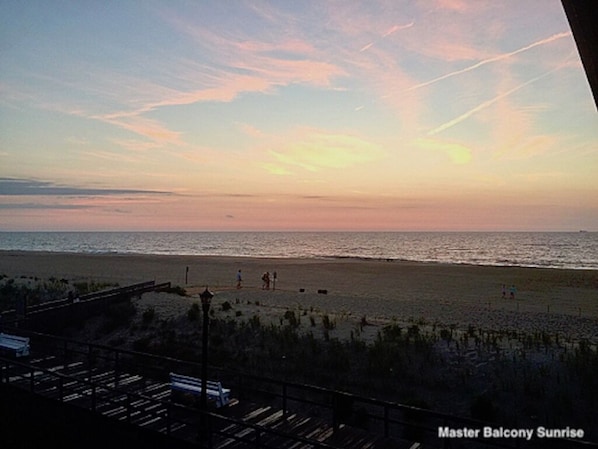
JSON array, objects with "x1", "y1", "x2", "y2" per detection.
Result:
[
  {"x1": 1, "y1": 355, "x2": 340, "y2": 449},
  {"x1": 2, "y1": 328, "x2": 596, "y2": 449}
]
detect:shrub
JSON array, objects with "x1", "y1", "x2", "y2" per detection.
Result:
[
  {"x1": 407, "y1": 324, "x2": 420, "y2": 337},
  {"x1": 98, "y1": 300, "x2": 136, "y2": 335},
  {"x1": 249, "y1": 315, "x2": 261, "y2": 328},
  {"x1": 187, "y1": 302, "x2": 200, "y2": 321},
  {"x1": 221, "y1": 301, "x2": 233, "y2": 312},
  {"x1": 163, "y1": 285, "x2": 187, "y2": 296},
  {"x1": 284, "y1": 310, "x2": 299, "y2": 327},
  {"x1": 322, "y1": 314, "x2": 335, "y2": 330},
  {"x1": 142, "y1": 306, "x2": 155, "y2": 324},
  {"x1": 72, "y1": 280, "x2": 118, "y2": 295}
]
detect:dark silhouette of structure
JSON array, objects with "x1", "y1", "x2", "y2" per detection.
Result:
[{"x1": 562, "y1": 1, "x2": 598, "y2": 110}]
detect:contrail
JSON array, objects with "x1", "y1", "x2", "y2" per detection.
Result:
[
  {"x1": 427, "y1": 63, "x2": 566, "y2": 136},
  {"x1": 360, "y1": 21, "x2": 414, "y2": 52},
  {"x1": 408, "y1": 31, "x2": 571, "y2": 92},
  {"x1": 360, "y1": 42, "x2": 374, "y2": 52}
]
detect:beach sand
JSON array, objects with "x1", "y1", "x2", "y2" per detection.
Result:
[
  {"x1": 4, "y1": 250, "x2": 598, "y2": 436},
  {"x1": 2, "y1": 250, "x2": 598, "y2": 342}
]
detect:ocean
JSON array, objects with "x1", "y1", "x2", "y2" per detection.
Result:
[{"x1": 0, "y1": 232, "x2": 597, "y2": 270}]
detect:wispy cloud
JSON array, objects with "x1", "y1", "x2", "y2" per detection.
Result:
[
  {"x1": 80, "y1": 28, "x2": 345, "y2": 146},
  {"x1": 414, "y1": 138, "x2": 473, "y2": 164},
  {"x1": 0, "y1": 178, "x2": 171, "y2": 196},
  {"x1": 0, "y1": 202, "x2": 92, "y2": 210},
  {"x1": 267, "y1": 129, "x2": 384, "y2": 172},
  {"x1": 93, "y1": 114, "x2": 183, "y2": 146}
]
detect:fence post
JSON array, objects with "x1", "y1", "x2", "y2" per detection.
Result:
[
  {"x1": 282, "y1": 383, "x2": 288, "y2": 418},
  {"x1": 114, "y1": 350, "x2": 120, "y2": 388},
  {"x1": 63, "y1": 339, "x2": 68, "y2": 371},
  {"x1": 207, "y1": 414, "x2": 214, "y2": 449},
  {"x1": 166, "y1": 402, "x2": 171, "y2": 435},
  {"x1": 87, "y1": 345, "x2": 93, "y2": 381},
  {"x1": 254, "y1": 427, "x2": 261, "y2": 449},
  {"x1": 91, "y1": 384, "x2": 96, "y2": 412},
  {"x1": 332, "y1": 392, "x2": 339, "y2": 433},
  {"x1": 384, "y1": 405, "x2": 389, "y2": 437},
  {"x1": 127, "y1": 393, "x2": 132, "y2": 423},
  {"x1": 238, "y1": 372, "x2": 244, "y2": 400},
  {"x1": 1, "y1": 360, "x2": 7, "y2": 383}
]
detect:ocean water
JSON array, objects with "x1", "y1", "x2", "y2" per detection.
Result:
[{"x1": 0, "y1": 232, "x2": 597, "y2": 270}]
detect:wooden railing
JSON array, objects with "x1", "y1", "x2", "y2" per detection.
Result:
[
  {"x1": 25, "y1": 280, "x2": 171, "y2": 313},
  {"x1": 0, "y1": 355, "x2": 339, "y2": 449},
  {"x1": 0, "y1": 281, "x2": 171, "y2": 330}
]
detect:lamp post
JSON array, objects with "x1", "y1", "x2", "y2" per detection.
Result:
[{"x1": 199, "y1": 286, "x2": 213, "y2": 411}]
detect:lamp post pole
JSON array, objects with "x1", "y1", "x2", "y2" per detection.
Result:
[{"x1": 199, "y1": 286, "x2": 213, "y2": 440}]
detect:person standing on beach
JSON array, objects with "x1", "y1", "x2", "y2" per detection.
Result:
[
  {"x1": 510, "y1": 284, "x2": 517, "y2": 300},
  {"x1": 501, "y1": 284, "x2": 506, "y2": 299},
  {"x1": 262, "y1": 272, "x2": 271, "y2": 290},
  {"x1": 236, "y1": 269, "x2": 242, "y2": 289}
]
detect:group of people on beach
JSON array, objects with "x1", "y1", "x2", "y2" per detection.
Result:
[{"x1": 235, "y1": 269, "x2": 277, "y2": 290}]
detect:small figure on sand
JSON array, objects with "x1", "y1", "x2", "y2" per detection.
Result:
[
  {"x1": 510, "y1": 284, "x2": 517, "y2": 300},
  {"x1": 261, "y1": 271, "x2": 270, "y2": 290},
  {"x1": 501, "y1": 284, "x2": 506, "y2": 299},
  {"x1": 272, "y1": 271, "x2": 277, "y2": 290},
  {"x1": 236, "y1": 269, "x2": 242, "y2": 289}
]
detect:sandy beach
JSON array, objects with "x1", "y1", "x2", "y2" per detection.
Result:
[
  {"x1": 3, "y1": 249, "x2": 598, "y2": 437},
  {"x1": 2, "y1": 250, "x2": 598, "y2": 342}
]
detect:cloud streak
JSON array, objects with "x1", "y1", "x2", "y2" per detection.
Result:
[
  {"x1": 0, "y1": 178, "x2": 171, "y2": 196},
  {"x1": 428, "y1": 60, "x2": 568, "y2": 135},
  {"x1": 407, "y1": 32, "x2": 571, "y2": 92},
  {"x1": 0, "y1": 203, "x2": 92, "y2": 210}
]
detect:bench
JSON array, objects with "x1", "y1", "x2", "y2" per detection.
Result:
[
  {"x1": 169, "y1": 372, "x2": 231, "y2": 408},
  {"x1": 0, "y1": 333, "x2": 30, "y2": 357}
]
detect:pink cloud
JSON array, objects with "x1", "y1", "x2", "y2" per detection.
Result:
[
  {"x1": 434, "y1": 0, "x2": 469, "y2": 12},
  {"x1": 97, "y1": 114, "x2": 182, "y2": 145}
]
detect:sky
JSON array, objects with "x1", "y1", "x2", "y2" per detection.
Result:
[{"x1": 1, "y1": 1, "x2": 597, "y2": 232}]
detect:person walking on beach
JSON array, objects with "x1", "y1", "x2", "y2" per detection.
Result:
[
  {"x1": 501, "y1": 284, "x2": 506, "y2": 299},
  {"x1": 236, "y1": 269, "x2": 243, "y2": 289},
  {"x1": 262, "y1": 272, "x2": 270, "y2": 290},
  {"x1": 510, "y1": 284, "x2": 517, "y2": 300}
]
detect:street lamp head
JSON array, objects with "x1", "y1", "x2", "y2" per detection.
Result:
[{"x1": 200, "y1": 286, "x2": 213, "y2": 310}]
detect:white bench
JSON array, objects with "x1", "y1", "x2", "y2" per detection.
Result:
[
  {"x1": 169, "y1": 372, "x2": 231, "y2": 408},
  {"x1": 0, "y1": 333, "x2": 30, "y2": 357}
]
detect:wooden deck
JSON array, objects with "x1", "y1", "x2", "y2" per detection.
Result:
[
  {"x1": 2, "y1": 325, "x2": 593, "y2": 449},
  {"x1": 1, "y1": 351, "x2": 419, "y2": 449}
]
